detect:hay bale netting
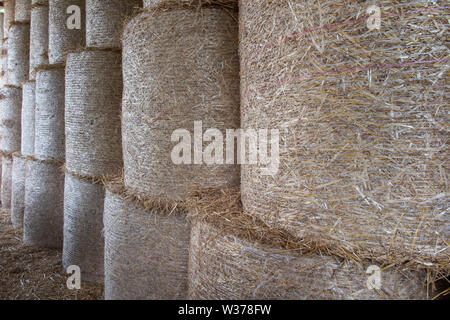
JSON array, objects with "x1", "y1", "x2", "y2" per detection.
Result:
[
  {"x1": 187, "y1": 190, "x2": 429, "y2": 300},
  {"x1": 15, "y1": 0, "x2": 32, "y2": 22},
  {"x1": 23, "y1": 158, "x2": 64, "y2": 248},
  {"x1": 1, "y1": 155, "x2": 13, "y2": 209},
  {"x1": 7, "y1": 22, "x2": 30, "y2": 86},
  {"x1": 29, "y1": 2, "x2": 49, "y2": 80},
  {"x1": 86, "y1": 0, "x2": 142, "y2": 48},
  {"x1": 122, "y1": 5, "x2": 240, "y2": 201},
  {"x1": 34, "y1": 65, "x2": 65, "y2": 161},
  {"x1": 11, "y1": 153, "x2": 26, "y2": 230},
  {"x1": 21, "y1": 81, "x2": 35, "y2": 157},
  {"x1": 48, "y1": 0, "x2": 85, "y2": 65},
  {"x1": 0, "y1": 86, "x2": 22, "y2": 153},
  {"x1": 63, "y1": 172, "x2": 105, "y2": 283},
  {"x1": 104, "y1": 184, "x2": 191, "y2": 299},
  {"x1": 3, "y1": 0, "x2": 15, "y2": 39},
  {"x1": 65, "y1": 49, "x2": 123, "y2": 177},
  {"x1": 240, "y1": 0, "x2": 450, "y2": 270}
]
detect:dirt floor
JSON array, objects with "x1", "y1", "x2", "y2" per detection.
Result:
[{"x1": 0, "y1": 209, "x2": 103, "y2": 300}]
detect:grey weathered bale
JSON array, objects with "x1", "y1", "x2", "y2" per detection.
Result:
[
  {"x1": 34, "y1": 65, "x2": 65, "y2": 161},
  {"x1": 11, "y1": 153, "x2": 26, "y2": 230},
  {"x1": 23, "y1": 158, "x2": 64, "y2": 248},
  {"x1": 0, "y1": 50, "x2": 7, "y2": 87},
  {"x1": 104, "y1": 187, "x2": 190, "y2": 300},
  {"x1": 63, "y1": 173, "x2": 105, "y2": 283},
  {"x1": 86, "y1": 0, "x2": 142, "y2": 48},
  {"x1": 65, "y1": 49, "x2": 123, "y2": 177},
  {"x1": 0, "y1": 86, "x2": 22, "y2": 153},
  {"x1": 122, "y1": 7, "x2": 240, "y2": 201},
  {"x1": 15, "y1": 0, "x2": 31, "y2": 22},
  {"x1": 0, "y1": 13, "x2": 4, "y2": 42},
  {"x1": 29, "y1": 3, "x2": 49, "y2": 80},
  {"x1": 21, "y1": 81, "x2": 35, "y2": 157},
  {"x1": 7, "y1": 22, "x2": 30, "y2": 86},
  {"x1": 3, "y1": 0, "x2": 15, "y2": 39},
  {"x1": 189, "y1": 218, "x2": 428, "y2": 300},
  {"x1": 1, "y1": 155, "x2": 13, "y2": 209},
  {"x1": 49, "y1": 0, "x2": 85, "y2": 64}
]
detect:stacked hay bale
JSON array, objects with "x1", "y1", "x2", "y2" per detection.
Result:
[
  {"x1": 7, "y1": 21, "x2": 29, "y2": 86},
  {"x1": 3, "y1": 1, "x2": 15, "y2": 40},
  {"x1": 186, "y1": 0, "x2": 449, "y2": 299},
  {"x1": 63, "y1": 0, "x2": 141, "y2": 283},
  {"x1": 29, "y1": 0, "x2": 49, "y2": 80},
  {"x1": 23, "y1": 64, "x2": 65, "y2": 247},
  {"x1": 15, "y1": 0, "x2": 31, "y2": 22},
  {"x1": 0, "y1": 85, "x2": 21, "y2": 209},
  {"x1": 48, "y1": 0, "x2": 85, "y2": 64},
  {"x1": 103, "y1": 0, "x2": 239, "y2": 299}
]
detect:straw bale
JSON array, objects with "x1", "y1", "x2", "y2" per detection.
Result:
[
  {"x1": 122, "y1": 7, "x2": 240, "y2": 201},
  {"x1": 86, "y1": 0, "x2": 142, "y2": 48},
  {"x1": 7, "y1": 22, "x2": 30, "y2": 86},
  {"x1": 1, "y1": 155, "x2": 13, "y2": 209},
  {"x1": 11, "y1": 153, "x2": 26, "y2": 230},
  {"x1": 29, "y1": 3, "x2": 49, "y2": 80},
  {"x1": 48, "y1": 0, "x2": 85, "y2": 64},
  {"x1": 65, "y1": 49, "x2": 123, "y2": 177},
  {"x1": 104, "y1": 183, "x2": 190, "y2": 299},
  {"x1": 23, "y1": 158, "x2": 64, "y2": 248},
  {"x1": 143, "y1": 0, "x2": 237, "y2": 9},
  {"x1": 240, "y1": 0, "x2": 450, "y2": 270},
  {"x1": 21, "y1": 81, "x2": 35, "y2": 157},
  {"x1": 62, "y1": 172, "x2": 105, "y2": 283},
  {"x1": 15, "y1": 0, "x2": 32, "y2": 22},
  {"x1": 187, "y1": 189, "x2": 429, "y2": 299},
  {"x1": 0, "y1": 86, "x2": 22, "y2": 153},
  {"x1": 34, "y1": 65, "x2": 65, "y2": 161},
  {"x1": 3, "y1": 1, "x2": 15, "y2": 39}
]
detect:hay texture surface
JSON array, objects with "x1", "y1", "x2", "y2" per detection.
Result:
[
  {"x1": 122, "y1": 7, "x2": 240, "y2": 201},
  {"x1": 21, "y1": 81, "x2": 35, "y2": 157},
  {"x1": 1, "y1": 155, "x2": 13, "y2": 209},
  {"x1": 0, "y1": 12, "x2": 4, "y2": 41},
  {"x1": 240, "y1": 0, "x2": 450, "y2": 271},
  {"x1": 65, "y1": 49, "x2": 123, "y2": 177},
  {"x1": 143, "y1": 0, "x2": 237, "y2": 9},
  {"x1": 63, "y1": 172, "x2": 105, "y2": 283},
  {"x1": 49, "y1": 0, "x2": 85, "y2": 64},
  {"x1": 86, "y1": 0, "x2": 142, "y2": 48},
  {"x1": 11, "y1": 153, "x2": 26, "y2": 230},
  {"x1": 104, "y1": 186, "x2": 190, "y2": 299},
  {"x1": 0, "y1": 86, "x2": 22, "y2": 153},
  {"x1": 3, "y1": 1, "x2": 15, "y2": 39},
  {"x1": 29, "y1": 3, "x2": 49, "y2": 80},
  {"x1": 15, "y1": 0, "x2": 31, "y2": 22},
  {"x1": 35, "y1": 66, "x2": 65, "y2": 161},
  {"x1": 23, "y1": 158, "x2": 64, "y2": 248},
  {"x1": 188, "y1": 189, "x2": 429, "y2": 299},
  {"x1": 7, "y1": 22, "x2": 30, "y2": 86}
]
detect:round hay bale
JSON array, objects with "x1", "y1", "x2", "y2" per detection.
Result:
[
  {"x1": 0, "y1": 86, "x2": 22, "y2": 154},
  {"x1": 122, "y1": 6, "x2": 240, "y2": 201},
  {"x1": 7, "y1": 22, "x2": 30, "y2": 86},
  {"x1": 187, "y1": 189, "x2": 429, "y2": 300},
  {"x1": 0, "y1": 13, "x2": 4, "y2": 41},
  {"x1": 23, "y1": 158, "x2": 64, "y2": 248},
  {"x1": 29, "y1": 3, "x2": 49, "y2": 80},
  {"x1": 21, "y1": 81, "x2": 35, "y2": 157},
  {"x1": 143, "y1": 0, "x2": 237, "y2": 9},
  {"x1": 86, "y1": 0, "x2": 142, "y2": 48},
  {"x1": 11, "y1": 153, "x2": 26, "y2": 230},
  {"x1": 48, "y1": 0, "x2": 85, "y2": 65},
  {"x1": 34, "y1": 65, "x2": 65, "y2": 161},
  {"x1": 15, "y1": 0, "x2": 31, "y2": 22},
  {"x1": 65, "y1": 49, "x2": 123, "y2": 177},
  {"x1": 63, "y1": 172, "x2": 105, "y2": 283},
  {"x1": 104, "y1": 184, "x2": 191, "y2": 299},
  {"x1": 1, "y1": 155, "x2": 13, "y2": 209},
  {"x1": 189, "y1": 219, "x2": 428, "y2": 300},
  {"x1": 3, "y1": 0, "x2": 15, "y2": 39},
  {"x1": 240, "y1": 0, "x2": 450, "y2": 270}
]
